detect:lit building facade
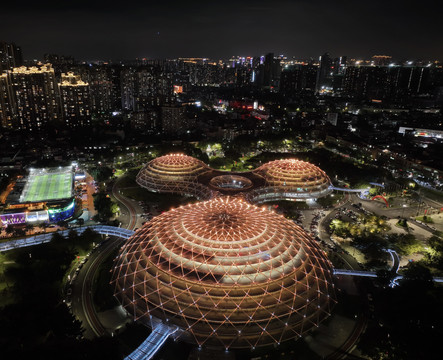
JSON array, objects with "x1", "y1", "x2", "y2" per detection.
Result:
[
  {"x1": 161, "y1": 104, "x2": 186, "y2": 133},
  {"x1": 1, "y1": 64, "x2": 60, "y2": 131},
  {"x1": 0, "y1": 42, "x2": 23, "y2": 73},
  {"x1": 59, "y1": 72, "x2": 91, "y2": 127}
]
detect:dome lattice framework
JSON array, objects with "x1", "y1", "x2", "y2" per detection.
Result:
[
  {"x1": 136, "y1": 154, "x2": 213, "y2": 199},
  {"x1": 136, "y1": 154, "x2": 332, "y2": 203},
  {"x1": 112, "y1": 197, "x2": 336, "y2": 350},
  {"x1": 248, "y1": 159, "x2": 332, "y2": 203},
  {"x1": 209, "y1": 175, "x2": 253, "y2": 193}
]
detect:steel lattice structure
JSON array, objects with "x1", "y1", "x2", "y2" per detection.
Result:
[
  {"x1": 112, "y1": 197, "x2": 336, "y2": 350},
  {"x1": 255, "y1": 159, "x2": 331, "y2": 195},
  {"x1": 136, "y1": 154, "x2": 213, "y2": 200},
  {"x1": 209, "y1": 175, "x2": 253, "y2": 192},
  {"x1": 136, "y1": 154, "x2": 332, "y2": 203}
]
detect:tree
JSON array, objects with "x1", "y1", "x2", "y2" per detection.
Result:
[
  {"x1": 92, "y1": 192, "x2": 115, "y2": 222},
  {"x1": 95, "y1": 166, "x2": 113, "y2": 183},
  {"x1": 25, "y1": 223, "x2": 34, "y2": 233},
  {"x1": 376, "y1": 269, "x2": 395, "y2": 288},
  {"x1": 425, "y1": 235, "x2": 443, "y2": 271},
  {"x1": 391, "y1": 233, "x2": 423, "y2": 255},
  {"x1": 38, "y1": 222, "x2": 49, "y2": 233},
  {"x1": 5, "y1": 226, "x2": 14, "y2": 236},
  {"x1": 401, "y1": 262, "x2": 433, "y2": 289},
  {"x1": 50, "y1": 303, "x2": 83, "y2": 339}
]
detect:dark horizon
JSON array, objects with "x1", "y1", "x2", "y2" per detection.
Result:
[{"x1": 1, "y1": 0, "x2": 443, "y2": 62}]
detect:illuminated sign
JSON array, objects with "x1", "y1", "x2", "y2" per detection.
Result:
[{"x1": 173, "y1": 85, "x2": 183, "y2": 94}]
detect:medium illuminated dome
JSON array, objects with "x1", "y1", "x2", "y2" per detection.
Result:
[
  {"x1": 112, "y1": 197, "x2": 336, "y2": 349},
  {"x1": 255, "y1": 159, "x2": 331, "y2": 198},
  {"x1": 136, "y1": 153, "x2": 210, "y2": 198}
]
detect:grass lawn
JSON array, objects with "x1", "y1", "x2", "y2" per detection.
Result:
[
  {"x1": 416, "y1": 215, "x2": 434, "y2": 223},
  {"x1": 0, "y1": 251, "x2": 18, "y2": 308},
  {"x1": 116, "y1": 170, "x2": 140, "y2": 188},
  {"x1": 121, "y1": 187, "x2": 195, "y2": 211}
]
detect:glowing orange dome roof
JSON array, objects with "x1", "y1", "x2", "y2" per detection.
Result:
[
  {"x1": 136, "y1": 153, "x2": 211, "y2": 198},
  {"x1": 112, "y1": 197, "x2": 336, "y2": 349},
  {"x1": 256, "y1": 159, "x2": 331, "y2": 193}
]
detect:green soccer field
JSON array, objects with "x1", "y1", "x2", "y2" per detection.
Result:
[{"x1": 21, "y1": 170, "x2": 73, "y2": 202}]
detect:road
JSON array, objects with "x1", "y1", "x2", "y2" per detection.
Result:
[
  {"x1": 70, "y1": 176, "x2": 140, "y2": 339},
  {"x1": 112, "y1": 178, "x2": 139, "y2": 231},
  {"x1": 70, "y1": 236, "x2": 124, "y2": 338}
]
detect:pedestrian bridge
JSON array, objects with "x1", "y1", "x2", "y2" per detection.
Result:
[
  {"x1": 333, "y1": 269, "x2": 378, "y2": 277},
  {"x1": 0, "y1": 225, "x2": 135, "y2": 252},
  {"x1": 124, "y1": 322, "x2": 179, "y2": 360},
  {"x1": 333, "y1": 269, "x2": 443, "y2": 284},
  {"x1": 329, "y1": 186, "x2": 369, "y2": 193}
]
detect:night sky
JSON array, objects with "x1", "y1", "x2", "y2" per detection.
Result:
[{"x1": 1, "y1": 0, "x2": 442, "y2": 61}]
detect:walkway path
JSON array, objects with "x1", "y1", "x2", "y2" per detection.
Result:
[
  {"x1": 124, "y1": 323, "x2": 179, "y2": 360},
  {"x1": 0, "y1": 225, "x2": 134, "y2": 252}
]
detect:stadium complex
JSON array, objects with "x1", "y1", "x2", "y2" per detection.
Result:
[
  {"x1": 0, "y1": 167, "x2": 76, "y2": 227},
  {"x1": 135, "y1": 154, "x2": 332, "y2": 203},
  {"x1": 112, "y1": 154, "x2": 336, "y2": 351}
]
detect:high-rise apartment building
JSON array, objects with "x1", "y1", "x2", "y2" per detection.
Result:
[
  {"x1": 161, "y1": 104, "x2": 186, "y2": 133},
  {"x1": 1, "y1": 64, "x2": 60, "y2": 131},
  {"x1": 0, "y1": 73, "x2": 15, "y2": 127},
  {"x1": 280, "y1": 64, "x2": 318, "y2": 97},
  {"x1": 59, "y1": 72, "x2": 91, "y2": 128},
  {"x1": 88, "y1": 65, "x2": 114, "y2": 119},
  {"x1": 121, "y1": 67, "x2": 175, "y2": 111},
  {"x1": 316, "y1": 52, "x2": 333, "y2": 91},
  {"x1": 263, "y1": 53, "x2": 281, "y2": 88},
  {"x1": 343, "y1": 65, "x2": 432, "y2": 99},
  {"x1": 0, "y1": 42, "x2": 23, "y2": 73}
]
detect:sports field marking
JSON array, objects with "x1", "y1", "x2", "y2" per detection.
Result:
[{"x1": 21, "y1": 169, "x2": 73, "y2": 202}]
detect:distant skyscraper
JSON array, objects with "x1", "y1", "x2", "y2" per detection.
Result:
[
  {"x1": 1, "y1": 64, "x2": 60, "y2": 131},
  {"x1": 0, "y1": 42, "x2": 23, "y2": 73},
  {"x1": 263, "y1": 53, "x2": 281, "y2": 88},
  {"x1": 0, "y1": 73, "x2": 15, "y2": 128},
  {"x1": 280, "y1": 64, "x2": 317, "y2": 98},
  {"x1": 59, "y1": 72, "x2": 91, "y2": 128},
  {"x1": 343, "y1": 64, "x2": 432, "y2": 99},
  {"x1": 87, "y1": 65, "x2": 114, "y2": 119},
  {"x1": 316, "y1": 52, "x2": 333, "y2": 91},
  {"x1": 121, "y1": 67, "x2": 175, "y2": 111}
]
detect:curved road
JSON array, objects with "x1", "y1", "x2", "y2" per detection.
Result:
[
  {"x1": 71, "y1": 177, "x2": 139, "y2": 339},
  {"x1": 112, "y1": 179, "x2": 138, "y2": 231},
  {"x1": 71, "y1": 236, "x2": 124, "y2": 338}
]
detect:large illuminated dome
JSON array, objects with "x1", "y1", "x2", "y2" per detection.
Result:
[
  {"x1": 250, "y1": 159, "x2": 332, "y2": 202},
  {"x1": 136, "y1": 154, "x2": 211, "y2": 199},
  {"x1": 112, "y1": 197, "x2": 336, "y2": 350}
]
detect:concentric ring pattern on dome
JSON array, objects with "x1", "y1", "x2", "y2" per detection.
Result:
[
  {"x1": 209, "y1": 175, "x2": 253, "y2": 192},
  {"x1": 112, "y1": 197, "x2": 336, "y2": 349},
  {"x1": 257, "y1": 159, "x2": 331, "y2": 190},
  {"x1": 136, "y1": 153, "x2": 212, "y2": 199}
]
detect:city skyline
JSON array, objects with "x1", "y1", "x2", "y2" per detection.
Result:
[{"x1": 1, "y1": 0, "x2": 443, "y2": 61}]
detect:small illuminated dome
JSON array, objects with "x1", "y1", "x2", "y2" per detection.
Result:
[
  {"x1": 112, "y1": 197, "x2": 336, "y2": 349},
  {"x1": 209, "y1": 175, "x2": 253, "y2": 192},
  {"x1": 252, "y1": 159, "x2": 332, "y2": 200},
  {"x1": 136, "y1": 154, "x2": 211, "y2": 198}
]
